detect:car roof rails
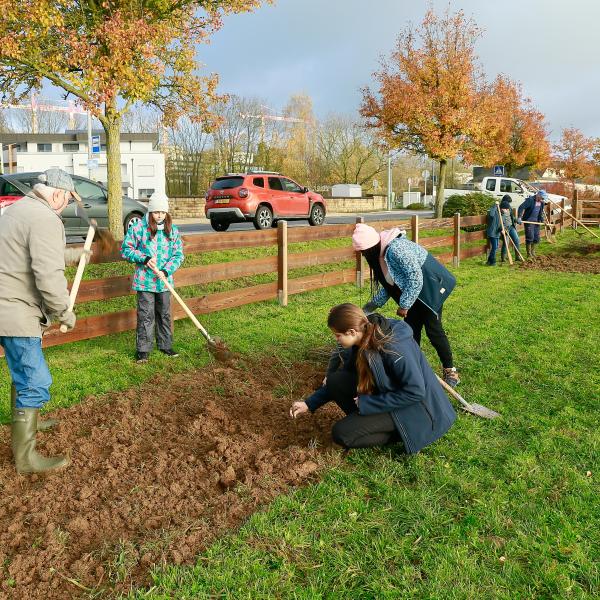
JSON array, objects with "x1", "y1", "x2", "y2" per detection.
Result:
[{"x1": 246, "y1": 170, "x2": 281, "y2": 175}]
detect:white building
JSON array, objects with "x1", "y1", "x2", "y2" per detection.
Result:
[{"x1": 1, "y1": 131, "x2": 165, "y2": 199}]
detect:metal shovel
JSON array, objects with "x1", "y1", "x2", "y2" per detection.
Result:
[{"x1": 436, "y1": 376, "x2": 500, "y2": 419}]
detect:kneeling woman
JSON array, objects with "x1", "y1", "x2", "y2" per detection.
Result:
[{"x1": 290, "y1": 303, "x2": 456, "y2": 452}]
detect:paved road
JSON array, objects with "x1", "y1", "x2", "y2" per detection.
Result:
[
  {"x1": 176, "y1": 210, "x2": 434, "y2": 236},
  {"x1": 65, "y1": 210, "x2": 433, "y2": 244}
]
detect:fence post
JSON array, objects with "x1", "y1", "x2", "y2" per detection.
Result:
[
  {"x1": 355, "y1": 216, "x2": 364, "y2": 288},
  {"x1": 277, "y1": 220, "x2": 288, "y2": 306},
  {"x1": 573, "y1": 188, "x2": 579, "y2": 229},
  {"x1": 453, "y1": 212, "x2": 461, "y2": 267},
  {"x1": 560, "y1": 198, "x2": 565, "y2": 232},
  {"x1": 411, "y1": 214, "x2": 419, "y2": 244}
]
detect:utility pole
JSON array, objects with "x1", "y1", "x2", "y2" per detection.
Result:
[
  {"x1": 87, "y1": 112, "x2": 93, "y2": 180},
  {"x1": 387, "y1": 150, "x2": 393, "y2": 210}
]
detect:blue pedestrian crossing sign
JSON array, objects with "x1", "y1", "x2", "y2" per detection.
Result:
[
  {"x1": 91, "y1": 135, "x2": 101, "y2": 154},
  {"x1": 493, "y1": 165, "x2": 504, "y2": 176}
]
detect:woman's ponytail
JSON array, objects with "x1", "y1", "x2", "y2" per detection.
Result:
[{"x1": 328, "y1": 303, "x2": 392, "y2": 395}]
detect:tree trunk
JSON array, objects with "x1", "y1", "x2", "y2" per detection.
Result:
[
  {"x1": 104, "y1": 104, "x2": 124, "y2": 240},
  {"x1": 434, "y1": 158, "x2": 448, "y2": 218}
]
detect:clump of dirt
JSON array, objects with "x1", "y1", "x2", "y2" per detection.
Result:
[
  {"x1": 519, "y1": 254, "x2": 600, "y2": 274},
  {"x1": 0, "y1": 357, "x2": 342, "y2": 598}
]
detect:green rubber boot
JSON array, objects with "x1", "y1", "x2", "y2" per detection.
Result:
[
  {"x1": 526, "y1": 243, "x2": 533, "y2": 260},
  {"x1": 11, "y1": 384, "x2": 58, "y2": 432},
  {"x1": 11, "y1": 408, "x2": 70, "y2": 474}
]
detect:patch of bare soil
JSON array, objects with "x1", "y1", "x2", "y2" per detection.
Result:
[
  {"x1": 0, "y1": 357, "x2": 342, "y2": 599},
  {"x1": 519, "y1": 254, "x2": 600, "y2": 274}
]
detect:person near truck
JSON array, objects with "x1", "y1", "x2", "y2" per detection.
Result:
[
  {"x1": 289, "y1": 303, "x2": 456, "y2": 452},
  {"x1": 486, "y1": 195, "x2": 522, "y2": 265},
  {"x1": 121, "y1": 192, "x2": 184, "y2": 363},
  {"x1": 518, "y1": 189, "x2": 547, "y2": 259},
  {"x1": 0, "y1": 168, "x2": 76, "y2": 474},
  {"x1": 351, "y1": 223, "x2": 460, "y2": 388}
]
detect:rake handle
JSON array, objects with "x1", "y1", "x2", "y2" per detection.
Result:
[
  {"x1": 547, "y1": 200, "x2": 600, "y2": 239},
  {"x1": 158, "y1": 275, "x2": 214, "y2": 344}
]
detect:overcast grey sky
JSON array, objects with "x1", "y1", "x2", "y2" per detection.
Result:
[{"x1": 198, "y1": 0, "x2": 600, "y2": 139}]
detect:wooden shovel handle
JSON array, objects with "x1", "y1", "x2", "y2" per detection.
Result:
[
  {"x1": 60, "y1": 224, "x2": 95, "y2": 333},
  {"x1": 495, "y1": 202, "x2": 513, "y2": 265},
  {"x1": 436, "y1": 375, "x2": 472, "y2": 410}
]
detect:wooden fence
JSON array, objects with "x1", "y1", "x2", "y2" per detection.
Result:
[{"x1": 6, "y1": 206, "x2": 576, "y2": 352}]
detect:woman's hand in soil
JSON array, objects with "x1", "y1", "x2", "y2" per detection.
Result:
[
  {"x1": 396, "y1": 307, "x2": 409, "y2": 318},
  {"x1": 290, "y1": 401, "x2": 309, "y2": 419}
]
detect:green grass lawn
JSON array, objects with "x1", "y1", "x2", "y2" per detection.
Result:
[{"x1": 1, "y1": 232, "x2": 598, "y2": 598}]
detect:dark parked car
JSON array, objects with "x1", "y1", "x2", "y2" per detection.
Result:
[{"x1": 0, "y1": 172, "x2": 147, "y2": 236}]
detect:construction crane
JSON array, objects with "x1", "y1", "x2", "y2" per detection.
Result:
[{"x1": 0, "y1": 94, "x2": 88, "y2": 132}]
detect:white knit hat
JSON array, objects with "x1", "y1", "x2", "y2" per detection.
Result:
[{"x1": 147, "y1": 191, "x2": 169, "y2": 213}]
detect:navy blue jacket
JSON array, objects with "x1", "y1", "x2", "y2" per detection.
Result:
[
  {"x1": 518, "y1": 195, "x2": 546, "y2": 223},
  {"x1": 305, "y1": 315, "x2": 456, "y2": 454},
  {"x1": 487, "y1": 205, "x2": 517, "y2": 239}
]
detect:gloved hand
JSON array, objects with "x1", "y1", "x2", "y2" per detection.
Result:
[
  {"x1": 59, "y1": 310, "x2": 76, "y2": 332},
  {"x1": 517, "y1": 217, "x2": 522, "y2": 225},
  {"x1": 362, "y1": 302, "x2": 378, "y2": 315}
]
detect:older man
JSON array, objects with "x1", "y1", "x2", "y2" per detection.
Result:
[
  {"x1": 518, "y1": 189, "x2": 547, "y2": 259},
  {"x1": 0, "y1": 168, "x2": 76, "y2": 473}
]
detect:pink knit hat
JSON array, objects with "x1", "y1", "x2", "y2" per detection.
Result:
[{"x1": 352, "y1": 223, "x2": 380, "y2": 251}]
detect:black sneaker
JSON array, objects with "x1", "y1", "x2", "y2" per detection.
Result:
[
  {"x1": 135, "y1": 351, "x2": 149, "y2": 364},
  {"x1": 160, "y1": 348, "x2": 179, "y2": 358}
]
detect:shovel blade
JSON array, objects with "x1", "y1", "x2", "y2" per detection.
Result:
[{"x1": 461, "y1": 403, "x2": 500, "y2": 419}]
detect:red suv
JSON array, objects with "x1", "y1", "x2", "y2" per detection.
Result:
[{"x1": 205, "y1": 172, "x2": 326, "y2": 231}]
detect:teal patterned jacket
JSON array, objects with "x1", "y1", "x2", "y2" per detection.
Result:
[
  {"x1": 121, "y1": 215, "x2": 184, "y2": 292},
  {"x1": 371, "y1": 236, "x2": 428, "y2": 310}
]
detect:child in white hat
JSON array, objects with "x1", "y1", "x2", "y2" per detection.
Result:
[{"x1": 121, "y1": 192, "x2": 184, "y2": 363}]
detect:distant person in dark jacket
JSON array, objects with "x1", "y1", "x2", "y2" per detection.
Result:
[
  {"x1": 518, "y1": 189, "x2": 547, "y2": 259},
  {"x1": 486, "y1": 195, "x2": 522, "y2": 265},
  {"x1": 351, "y1": 223, "x2": 459, "y2": 387},
  {"x1": 289, "y1": 304, "x2": 456, "y2": 453}
]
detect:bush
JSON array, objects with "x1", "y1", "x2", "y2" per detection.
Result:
[
  {"x1": 404, "y1": 202, "x2": 428, "y2": 210},
  {"x1": 442, "y1": 192, "x2": 492, "y2": 218}
]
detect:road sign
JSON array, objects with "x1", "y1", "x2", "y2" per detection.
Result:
[
  {"x1": 421, "y1": 170, "x2": 430, "y2": 179},
  {"x1": 91, "y1": 135, "x2": 101, "y2": 154},
  {"x1": 493, "y1": 165, "x2": 504, "y2": 176},
  {"x1": 87, "y1": 158, "x2": 99, "y2": 169}
]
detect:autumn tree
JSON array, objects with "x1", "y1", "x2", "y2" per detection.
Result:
[
  {"x1": 0, "y1": 0, "x2": 266, "y2": 238},
  {"x1": 280, "y1": 94, "x2": 317, "y2": 185},
  {"x1": 553, "y1": 128, "x2": 595, "y2": 198},
  {"x1": 472, "y1": 77, "x2": 550, "y2": 177},
  {"x1": 361, "y1": 8, "x2": 503, "y2": 217}
]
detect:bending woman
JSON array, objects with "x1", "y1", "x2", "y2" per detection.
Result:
[
  {"x1": 352, "y1": 223, "x2": 459, "y2": 387},
  {"x1": 289, "y1": 303, "x2": 456, "y2": 452}
]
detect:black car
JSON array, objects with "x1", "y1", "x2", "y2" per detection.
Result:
[{"x1": 0, "y1": 172, "x2": 147, "y2": 236}]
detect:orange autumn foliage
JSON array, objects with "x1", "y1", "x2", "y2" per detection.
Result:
[{"x1": 361, "y1": 8, "x2": 549, "y2": 216}]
